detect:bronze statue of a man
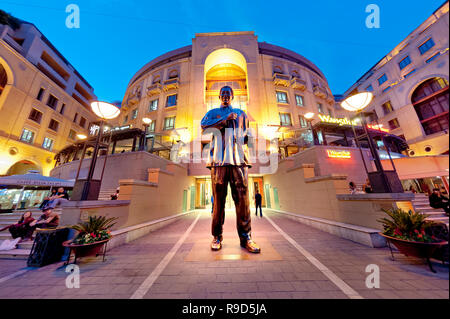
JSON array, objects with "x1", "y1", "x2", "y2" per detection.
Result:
[{"x1": 201, "y1": 86, "x2": 260, "y2": 253}]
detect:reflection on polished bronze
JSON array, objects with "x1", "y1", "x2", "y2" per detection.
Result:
[{"x1": 201, "y1": 86, "x2": 260, "y2": 254}]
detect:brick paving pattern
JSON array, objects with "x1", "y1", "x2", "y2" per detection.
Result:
[{"x1": 0, "y1": 210, "x2": 448, "y2": 299}]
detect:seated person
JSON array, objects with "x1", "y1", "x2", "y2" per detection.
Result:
[
  {"x1": 429, "y1": 188, "x2": 449, "y2": 216},
  {"x1": 39, "y1": 189, "x2": 57, "y2": 209},
  {"x1": 43, "y1": 187, "x2": 69, "y2": 210},
  {"x1": 363, "y1": 178, "x2": 373, "y2": 193},
  {"x1": 30, "y1": 208, "x2": 60, "y2": 229},
  {"x1": 0, "y1": 211, "x2": 35, "y2": 241},
  {"x1": 349, "y1": 181, "x2": 357, "y2": 194}
]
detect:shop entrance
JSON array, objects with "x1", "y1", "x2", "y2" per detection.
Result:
[{"x1": 195, "y1": 176, "x2": 265, "y2": 209}]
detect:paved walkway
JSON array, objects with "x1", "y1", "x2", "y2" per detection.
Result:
[{"x1": 0, "y1": 210, "x2": 448, "y2": 299}]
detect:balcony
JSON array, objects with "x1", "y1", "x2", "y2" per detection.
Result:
[
  {"x1": 127, "y1": 90, "x2": 141, "y2": 106},
  {"x1": 147, "y1": 83, "x2": 162, "y2": 97},
  {"x1": 163, "y1": 77, "x2": 179, "y2": 92},
  {"x1": 290, "y1": 77, "x2": 307, "y2": 91},
  {"x1": 272, "y1": 73, "x2": 291, "y2": 87},
  {"x1": 313, "y1": 85, "x2": 327, "y2": 99}
]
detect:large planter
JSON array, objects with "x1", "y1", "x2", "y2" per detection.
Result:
[
  {"x1": 380, "y1": 233, "x2": 448, "y2": 272},
  {"x1": 63, "y1": 238, "x2": 111, "y2": 264}
]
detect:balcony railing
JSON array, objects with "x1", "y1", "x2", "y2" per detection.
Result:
[
  {"x1": 147, "y1": 83, "x2": 162, "y2": 97},
  {"x1": 272, "y1": 73, "x2": 291, "y2": 87},
  {"x1": 290, "y1": 77, "x2": 307, "y2": 91},
  {"x1": 163, "y1": 77, "x2": 179, "y2": 92},
  {"x1": 127, "y1": 90, "x2": 141, "y2": 106},
  {"x1": 313, "y1": 85, "x2": 327, "y2": 99}
]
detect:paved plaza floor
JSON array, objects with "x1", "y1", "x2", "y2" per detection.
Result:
[{"x1": 0, "y1": 210, "x2": 448, "y2": 299}]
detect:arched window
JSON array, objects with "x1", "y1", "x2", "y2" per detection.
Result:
[
  {"x1": 291, "y1": 70, "x2": 300, "y2": 78},
  {"x1": 411, "y1": 77, "x2": 449, "y2": 135},
  {"x1": 152, "y1": 75, "x2": 161, "y2": 84},
  {"x1": 273, "y1": 66, "x2": 283, "y2": 75},
  {"x1": 168, "y1": 70, "x2": 178, "y2": 79},
  {"x1": 0, "y1": 64, "x2": 7, "y2": 96}
]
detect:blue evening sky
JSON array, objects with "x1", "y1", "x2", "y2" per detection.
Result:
[{"x1": 0, "y1": 0, "x2": 446, "y2": 102}]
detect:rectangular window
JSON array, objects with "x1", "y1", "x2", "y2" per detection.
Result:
[
  {"x1": 276, "y1": 91, "x2": 288, "y2": 104},
  {"x1": 299, "y1": 115, "x2": 307, "y2": 128},
  {"x1": 42, "y1": 137, "x2": 54, "y2": 151},
  {"x1": 377, "y1": 74, "x2": 388, "y2": 86},
  {"x1": 68, "y1": 129, "x2": 76, "y2": 140},
  {"x1": 328, "y1": 108, "x2": 333, "y2": 117},
  {"x1": 426, "y1": 52, "x2": 440, "y2": 64},
  {"x1": 365, "y1": 84, "x2": 373, "y2": 92},
  {"x1": 166, "y1": 94, "x2": 177, "y2": 107},
  {"x1": 317, "y1": 103, "x2": 324, "y2": 114},
  {"x1": 164, "y1": 116, "x2": 176, "y2": 130},
  {"x1": 20, "y1": 128, "x2": 35, "y2": 144},
  {"x1": 37, "y1": 88, "x2": 45, "y2": 101},
  {"x1": 382, "y1": 101, "x2": 394, "y2": 115},
  {"x1": 123, "y1": 115, "x2": 128, "y2": 125},
  {"x1": 28, "y1": 108, "x2": 43, "y2": 123},
  {"x1": 295, "y1": 94, "x2": 304, "y2": 106},
  {"x1": 131, "y1": 109, "x2": 138, "y2": 119},
  {"x1": 279, "y1": 113, "x2": 292, "y2": 126},
  {"x1": 48, "y1": 119, "x2": 59, "y2": 131},
  {"x1": 404, "y1": 69, "x2": 416, "y2": 79},
  {"x1": 73, "y1": 113, "x2": 78, "y2": 123},
  {"x1": 148, "y1": 120, "x2": 156, "y2": 132},
  {"x1": 59, "y1": 103, "x2": 65, "y2": 115},
  {"x1": 388, "y1": 118, "x2": 400, "y2": 130},
  {"x1": 418, "y1": 38, "x2": 435, "y2": 55},
  {"x1": 382, "y1": 86, "x2": 392, "y2": 94},
  {"x1": 46, "y1": 94, "x2": 58, "y2": 109},
  {"x1": 79, "y1": 117, "x2": 86, "y2": 128},
  {"x1": 398, "y1": 56, "x2": 411, "y2": 70},
  {"x1": 149, "y1": 99, "x2": 158, "y2": 111}
]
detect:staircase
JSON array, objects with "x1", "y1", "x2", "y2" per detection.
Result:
[
  {"x1": 412, "y1": 193, "x2": 449, "y2": 228},
  {"x1": 98, "y1": 188, "x2": 117, "y2": 201},
  {"x1": 0, "y1": 209, "x2": 61, "y2": 259}
]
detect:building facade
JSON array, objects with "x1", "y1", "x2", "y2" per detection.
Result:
[
  {"x1": 118, "y1": 31, "x2": 337, "y2": 161},
  {"x1": 0, "y1": 13, "x2": 97, "y2": 176},
  {"x1": 342, "y1": 1, "x2": 449, "y2": 157}
]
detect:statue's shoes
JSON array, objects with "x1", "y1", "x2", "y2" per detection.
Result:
[
  {"x1": 241, "y1": 239, "x2": 261, "y2": 254},
  {"x1": 211, "y1": 237, "x2": 222, "y2": 251}
]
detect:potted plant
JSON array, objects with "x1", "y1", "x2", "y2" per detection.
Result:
[
  {"x1": 378, "y1": 208, "x2": 448, "y2": 272},
  {"x1": 63, "y1": 215, "x2": 117, "y2": 264}
]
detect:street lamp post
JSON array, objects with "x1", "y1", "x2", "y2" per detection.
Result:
[
  {"x1": 304, "y1": 112, "x2": 319, "y2": 146},
  {"x1": 72, "y1": 101, "x2": 120, "y2": 201},
  {"x1": 341, "y1": 92, "x2": 403, "y2": 193},
  {"x1": 139, "y1": 118, "x2": 152, "y2": 151}
]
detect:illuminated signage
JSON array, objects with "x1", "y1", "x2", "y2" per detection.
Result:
[
  {"x1": 327, "y1": 150, "x2": 352, "y2": 159},
  {"x1": 318, "y1": 115, "x2": 358, "y2": 126},
  {"x1": 367, "y1": 124, "x2": 389, "y2": 133}
]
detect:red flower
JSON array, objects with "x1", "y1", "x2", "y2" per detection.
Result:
[
  {"x1": 417, "y1": 234, "x2": 423, "y2": 238},
  {"x1": 414, "y1": 229, "x2": 419, "y2": 233}
]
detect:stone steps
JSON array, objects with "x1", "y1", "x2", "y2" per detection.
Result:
[{"x1": 0, "y1": 249, "x2": 30, "y2": 260}]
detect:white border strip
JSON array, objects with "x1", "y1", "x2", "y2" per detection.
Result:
[
  {"x1": 130, "y1": 213, "x2": 201, "y2": 299},
  {"x1": 0, "y1": 269, "x2": 28, "y2": 285},
  {"x1": 265, "y1": 215, "x2": 363, "y2": 299}
]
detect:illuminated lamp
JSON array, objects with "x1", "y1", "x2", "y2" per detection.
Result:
[
  {"x1": 91, "y1": 101, "x2": 120, "y2": 120},
  {"x1": 340, "y1": 92, "x2": 373, "y2": 112}
]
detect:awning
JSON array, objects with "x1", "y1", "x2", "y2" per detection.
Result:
[{"x1": 0, "y1": 172, "x2": 74, "y2": 188}]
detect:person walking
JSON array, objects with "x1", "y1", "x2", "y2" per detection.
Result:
[{"x1": 255, "y1": 189, "x2": 262, "y2": 217}]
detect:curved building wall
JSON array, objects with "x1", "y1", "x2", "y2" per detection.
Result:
[{"x1": 118, "y1": 32, "x2": 336, "y2": 152}]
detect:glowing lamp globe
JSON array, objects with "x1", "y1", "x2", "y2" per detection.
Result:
[
  {"x1": 90, "y1": 101, "x2": 120, "y2": 120},
  {"x1": 304, "y1": 112, "x2": 315, "y2": 120},
  {"x1": 340, "y1": 92, "x2": 373, "y2": 112},
  {"x1": 142, "y1": 117, "x2": 152, "y2": 125}
]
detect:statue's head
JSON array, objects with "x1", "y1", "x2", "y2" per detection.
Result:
[{"x1": 219, "y1": 86, "x2": 234, "y2": 106}]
